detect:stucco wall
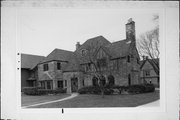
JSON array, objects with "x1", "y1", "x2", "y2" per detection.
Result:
[{"x1": 21, "y1": 69, "x2": 30, "y2": 88}]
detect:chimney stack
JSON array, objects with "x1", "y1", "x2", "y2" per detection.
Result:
[
  {"x1": 126, "y1": 18, "x2": 136, "y2": 45},
  {"x1": 76, "y1": 42, "x2": 81, "y2": 50}
]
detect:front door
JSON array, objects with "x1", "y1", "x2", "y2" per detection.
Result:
[{"x1": 71, "y1": 77, "x2": 78, "y2": 92}]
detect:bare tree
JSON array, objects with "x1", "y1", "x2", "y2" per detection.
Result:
[
  {"x1": 82, "y1": 41, "x2": 108, "y2": 98},
  {"x1": 137, "y1": 15, "x2": 159, "y2": 72}
]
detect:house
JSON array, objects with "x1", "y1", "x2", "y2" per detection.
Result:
[
  {"x1": 140, "y1": 57, "x2": 159, "y2": 87},
  {"x1": 21, "y1": 54, "x2": 45, "y2": 89},
  {"x1": 37, "y1": 18, "x2": 141, "y2": 93}
]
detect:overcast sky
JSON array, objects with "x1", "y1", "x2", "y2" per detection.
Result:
[{"x1": 17, "y1": 8, "x2": 158, "y2": 56}]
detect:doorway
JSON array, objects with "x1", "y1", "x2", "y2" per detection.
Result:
[{"x1": 71, "y1": 77, "x2": 78, "y2": 92}]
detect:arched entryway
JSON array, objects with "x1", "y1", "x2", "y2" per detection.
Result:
[
  {"x1": 92, "y1": 76, "x2": 98, "y2": 86},
  {"x1": 99, "y1": 75, "x2": 106, "y2": 86},
  {"x1": 108, "y1": 75, "x2": 115, "y2": 86}
]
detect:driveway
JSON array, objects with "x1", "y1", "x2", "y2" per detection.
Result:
[{"x1": 22, "y1": 93, "x2": 79, "y2": 108}]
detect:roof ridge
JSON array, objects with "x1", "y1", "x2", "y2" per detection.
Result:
[
  {"x1": 54, "y1": 48, "x2": 74, "y2": 53},
  {"x1": 111, "y1": 39, "x2": 127, "y2": 44},
  {"x1": 21, "y1": 53, "x2": 45, "y2": 57}
]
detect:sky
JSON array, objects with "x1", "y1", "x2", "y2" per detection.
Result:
[{"x1": 17, "y1": 8, "x2": 158, "y2": 56}]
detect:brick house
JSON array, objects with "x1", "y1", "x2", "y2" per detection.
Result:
[
  {"x1": 37, "y1": 19, "x2": 141, "y2": 93},
  {"x1": 140, "y1": 57, "x2": 159, "y2": 87},
  {"x1": 21, "y1": 54, "x2": 44, "y2": 89}
]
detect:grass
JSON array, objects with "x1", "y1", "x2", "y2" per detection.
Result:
[
  {"x1": 21, "y1": 93, "x2": 70, "y2": 106},
  {"x1": 29, "y1": 91, "x2": 159, "y2": 108}
]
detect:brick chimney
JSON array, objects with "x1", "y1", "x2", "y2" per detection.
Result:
[
  {"x1": 76, "y1": 42, "x2": 81, "y2": 50},
  {"x1": 126, "y1": 18, "x2": 136, "y2": 46}
]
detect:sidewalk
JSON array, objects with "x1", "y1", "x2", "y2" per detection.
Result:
[
  {"x1": 22, "y1": 93, "x2": 79, "y2": 108},
  {"x1": 137, "y1": 100, "x2": 160, "y2": 107}
]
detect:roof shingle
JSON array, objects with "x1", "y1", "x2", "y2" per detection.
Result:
[
  {"x1": 40, "y1": 48, "x2": 74, "y2": 63},
  {"x1": 21, "y1": 54, "x2": 45, "y2": 69}
]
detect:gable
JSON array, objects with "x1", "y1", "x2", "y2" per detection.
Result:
[
  {"x1": 105, "y1": 39, "x2": 131, "y2": 59},
  {"x1": 141, "y1": 60, "x2": 154, "y2": 70},
  {"x1": 140, "y1": 59, "x2": 159, "y2": 75},
  {"x1": 94, "y1": 47, "x2": 111, "y2": 59}
]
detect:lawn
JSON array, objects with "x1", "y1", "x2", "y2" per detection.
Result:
[
  {"x1": 21, "y1": 93, "x2": 70, "y2": 107},
  {"x1": 29, "y1": 91, "x2": 159, "y2": 108}
]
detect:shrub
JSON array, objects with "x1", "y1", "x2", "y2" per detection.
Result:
[
  {"x1": 78, "y1": 86, "x2": 101, "y2": 94},
  {"x1": 104, "y1": 88, "x2": 114, "y2": 95},
  {"x1": 128, "y1": 85, "x2": 146, "y2": 94},
  {"x1": 23, "y1": 87, "x2": 67, "y2": 95},
  {"x1": 128, "y1": 84, "x2": 155, "y2": 94},
  {"x1": 22, "y1": 87, "x2": 44, "y2": 95},
  {"x1": 144, "y1": 84, "x2": 155, "y2": 93}
]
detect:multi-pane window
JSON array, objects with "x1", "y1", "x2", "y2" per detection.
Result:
[
  {"x1": 43, "y1": 64, "x2": 48, "y2": 71},
  {"x1": 57, "y1": 62, "x2": 61, "y2": 70},
  {"x1": 145, "y1": 70, "x2": 150, "y2": 76},
  {"x1": 97, "y1": 58, "x2": 107, "y2": 68},
  {"x1": 57, "y1": 81, "x2": 63, "y2": 88}
]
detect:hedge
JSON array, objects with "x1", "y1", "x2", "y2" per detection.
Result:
[
  {"x1": 22, "y1": 87, "x2": 67, "y2": 95},
  {"x1": 128, "y1": 84, "x2": 155, "y2": 94},
  {"x1": 77, "y1": 84, "x2": 155, "y2": 95},
  {"x1": 77, "y1": 86, "x2": 101, "y2": 94}
]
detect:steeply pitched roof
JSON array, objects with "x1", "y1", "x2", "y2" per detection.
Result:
[
  {"x1": 75, "y1": 36, "x2": 111, "y2": 52},
  {"x1": 40, "y1": 48, "x2": 74, "y2": 63},
  {"x1": 21, "y1": 53, "x2": 45, "y2": 69},
  {"x1": 63, "y1": 53, "x2": 82, "y2": 72},
  {"x1": 104, "y1": 39, "x2": 131, "y2": 59},
  {"x1": 140, "y1": 58, "x2": 159, "y2": 75},
  {"x1": 74, "y1": 36, "x2": 111, "y2": 64}
]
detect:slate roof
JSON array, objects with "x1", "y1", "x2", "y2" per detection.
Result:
[
  {"x1": 63, "y1": 53, "x2": 82, "y2": 72},
  {"x1": 40, "y1": 48, "x2": 74, "y2": 63},
  {"x1": 140, "y1": 58, "x2": 159, "y2": 75},
  {"x1": 74, "y1": 36, "x2": 111, "y2": 64},
  {"x1": 104, "y1": 39, "x2": 131, "y2": 59},
  {"x1": 33, "y1": 35, "x2": 136, "y2": 71},
  {"x1": 21, "y1": 53, "x2": 45, "y2": 69}
]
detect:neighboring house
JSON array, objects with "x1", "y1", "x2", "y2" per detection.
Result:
[
  {"x1": 37, "y1": 19, "x2": 141, "y2": 93},
  {"x1": 140, "y1": 57, "x2": 159, "y2": 87},
  {"x1": 21, "y1": 54, "x2": 45, "y2": 89}
]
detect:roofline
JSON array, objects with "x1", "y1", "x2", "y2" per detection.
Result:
[
  {"x1": 21, "y1": 53, "x2": 45, "y2": 57},
  {"x1": 38, "y1": 60, "x2": 68, "y2": 65}
]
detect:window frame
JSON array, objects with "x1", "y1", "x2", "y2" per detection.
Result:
[
  {"x1": 57, "y1": 62, "x2": 61, "y2": 70},
  {"x1": 43, "y1": 64, "x2": 49, "y2": 71}
]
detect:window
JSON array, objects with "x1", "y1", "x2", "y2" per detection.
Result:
[
  {"x1": 127, "y1": 55, "x2": 130, "y2": 62},
  {"x1": 82, "y1": 80, "x2": 85, "y2": 86},
  {"x1": 128, "y1": 74, "x2": 131, "y2": 86},
  {"x1": 81, "y1": 49, "x2": 87, "y2": 56},
  {"x1": 40, "y1": 81, "x2": 45, "y2": 89},
  {"x1": 57, "y1": 62, "x2": 61, "y2": 70},
  {"x1": 58, "y1": 81, "x2": 63, "y2": 88},
  {"x1": 47, "y1": 81, "x2": 52, "y2": 89},
  {"x1": 92, "y1": 77, "x2": 98, "y2": 86},
  {"x1": 145, "y1": 70, "x2": 150, "y2": 76},
  {"x1": 43, "y1": 64, "x2": 48, "y2": 71},
  {"x1": 97, "y1": 58, "x2": 107, "y2": 68},
  {"x1": 108, "y1": 75, "x2": 115, "y2": 86}
]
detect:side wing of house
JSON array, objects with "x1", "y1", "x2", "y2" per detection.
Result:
[{"x1": 140, "y1": 60, "x2": 159, "y2": 86}]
